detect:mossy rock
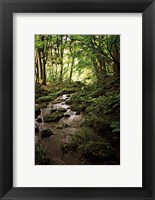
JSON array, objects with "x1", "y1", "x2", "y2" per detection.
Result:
[
  {"x1": 44, "y1": 112, "x2": 63, "y2": 122},
  {"x1": 65, "y1": 99, "x2": 74, "y2": 105},
  {"x1": 57, "y1": 88, "x2": 77, "y2": 96},
  {"x1": 57, "y1": 123, "x2": 70, "y2": 129},
  {"x1": 53, "y1": 99, "x2": 62, "y2": 104},
  {"x1": 50, "y1": 108, "x2": 57, "y2": 113},
  {"x1": 70, "y1": 104, "x2": 86, "y2": 112},
  {"x1": 39, "y1": 102, "x2": 47, "y2": 109},
  {"x1": 41, "y1": 129, "x2": 53, "y2": 138},
  {"x1": 57, "y1": 107, "x2": 67, "y2": 112},
  {"x1": 36, "y1": 95, "x2": 54, "y2": 103}
]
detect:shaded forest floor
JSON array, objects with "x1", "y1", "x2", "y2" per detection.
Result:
[{"x1": 35, "y1": 77, "x2": 120, "y2": 165}]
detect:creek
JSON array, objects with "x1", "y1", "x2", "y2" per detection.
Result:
[{"x1": 35, "y1": 93, "x2": 87, "y2": 164}]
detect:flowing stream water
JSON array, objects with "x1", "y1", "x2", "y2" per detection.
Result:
[{"x1": 35, "y1": 94, "x2": 87, "y2": 164}]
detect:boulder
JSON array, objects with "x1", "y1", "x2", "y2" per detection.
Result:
[
  {"x1": 39, "y1": 102, "x2": 47, "y2": 109},
  {"x1": 41, "y1": 129, "x2": 53, "y2": 138},
  {"x1": 70, "y1": 104, "x2": 86, "y2": 112},
  {"x1": 44, "y1": 112, "x2": 63, "y2": 122},
  {"x1": 64, "y1": 113, "x2": 70, "y2": 117},
  {"x1": 66, "y1": 94, "x2": 70, "y2": 97},
  {"x1": 58, "y1": 107, "x2": 67, "y2": 112}
]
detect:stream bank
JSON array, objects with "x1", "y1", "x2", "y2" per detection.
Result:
[
  {"x1": 35, "y1": 93, "x2": 88, "y2": 165},
  {"x1": 35, "y1": 79, "x2": 120, "y2": 165}
]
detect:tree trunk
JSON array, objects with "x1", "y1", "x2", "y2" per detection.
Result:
[
  {"x1": 55, "y1": 63, "x2": 58, "y2": 81},
  {"x1": 59, "y1": 36, "x2": 64, "y2": 82},
  {"x1": 37, "y1": 50, "x2": 42, "y2": 80},
  {"x1": 42, "y1": 60, "x2": 46, "y2": 85},
  {"x1": 113, "y1": 45, "x2": 120, "y2": 76},
  {"x1": 114, "y1": 61, "x2": 120, "y2": 76},
  {"x1": 69, "y1": 58, "x2": 74, "y2": 83},
  {"x1": 97, "y1": 55, "x2": 106, "y2": 74},
  {"x1": 35, "y1": 55, "x2": 39, "y2": 83},
  {"x1": 50, "y1": 48, "x2": 54, "y2": 81}
]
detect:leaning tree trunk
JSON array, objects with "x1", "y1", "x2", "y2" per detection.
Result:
[
  {"x1": 35, "y1": 55, "x2": 39, "y2": 83},
  {"x1": 37, "y1": 50, "x2": 43, "y2": 80},
  {"x1": 69, "y1": 57, "x2": 74, "y2": 83},
  {"x1": 42, "y1": 59, "x2": 46, "y2": 86}
]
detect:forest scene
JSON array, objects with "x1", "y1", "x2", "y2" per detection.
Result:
[{"x1": 35, "y1": 35, "x2": 120, "y2": 165}]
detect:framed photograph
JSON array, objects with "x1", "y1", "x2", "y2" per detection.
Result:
[{"x1": 0, "y1": 0, "x2": 154, "y2": 199}]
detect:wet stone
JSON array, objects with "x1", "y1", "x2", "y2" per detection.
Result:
[
  {"x1": 75, "y1": 111, "x2": 81, "y2": 115},
  {"x1": 35, "y1": 105, "x2": 41, "y2": 118},
  {"x1": 64, "y1": 113, "x2": 70, "y2": 117},
  {"x1": 35, "y1": 123, "x2": 39, "y2": 134},
  {"x1": 36, "y1": 118, "x2": 42, "y2": 123},
  {"x1": 41, "y1": 129, "x2": 54, "y2": 138}
]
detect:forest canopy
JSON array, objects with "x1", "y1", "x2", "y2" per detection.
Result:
[{"x1": 35, "y1": 35, "x2": 120, "y2": 85}]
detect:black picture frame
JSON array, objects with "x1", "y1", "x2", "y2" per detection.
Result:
[{"x1": 0, "y1": 0, "x2": 155, "y2": 199}]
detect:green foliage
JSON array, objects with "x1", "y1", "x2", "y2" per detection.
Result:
[
  {"x1": 61, "y1": 128, "x2": 101, "y2": 152},
  {"x1": 36, "y1": 95, "x2": 54, "y2": 103},
  {"x1": 61, "y1": 128, "x2": 115, "y2": 163},
  {"x1": 82, "y1": 142, "x2": 115, "y2": 162},
  {"x1": 110, "y1": 121, "x2": 120, "y2": 133},
  {"x1": 35, "y1": 41, "x2": 44, "y2": 49},
  {"x1": 85, "y1": 90, "x2": 120, "y2": 117},
  {"x1": 35, "y1": 143, "x2": 50, "y2": 165},
  {"x1": 35, "y1": 34, "x2": 120, "y2": 85}
]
